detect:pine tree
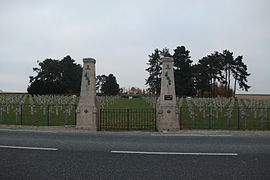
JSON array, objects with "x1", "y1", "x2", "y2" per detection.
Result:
[
  {"x1": 221, "y1": 50, "x2": 234, "y2": 97},
  {"x1": 173, "y1": 46, "x2": 195, "y2": 97},
  {"x1": 145, "y1": 49, "x2": 162, "y2": 95},
  {"x1": 196, "y1": 52, "x2": 224, "y2": 97},
  {"x1": 232, "y1": 56, "x2": 251, "y2": 97}
]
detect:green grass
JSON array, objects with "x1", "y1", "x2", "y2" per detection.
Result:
[{"x1": 106, "y1": 98, "x2": 153, "y2": 109}]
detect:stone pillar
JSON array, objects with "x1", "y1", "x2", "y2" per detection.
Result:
[
  {"x1": 76, "y1": 58, "x2": 99, "y2": 130},
  {"x1": 156, "y1": 57, "x2": 180, "y2": 132}
]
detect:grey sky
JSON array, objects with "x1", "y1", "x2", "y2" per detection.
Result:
[{"x1": 0, "y1": 0, "x2": 269, "y2": 94}]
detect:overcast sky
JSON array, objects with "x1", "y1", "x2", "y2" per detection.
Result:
[{"x1": 0, "y1": 0, "x2": 269, "y2": 94}]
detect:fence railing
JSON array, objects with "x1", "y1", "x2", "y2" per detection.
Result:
[
  {"x1": 1, "y1": 104, "x2": 269, "y2": 131},
  {"x1": 99, "y1": 109, "x2": 156, "y2": 131},
  {"x1": 0, "y1": 104, "x2": 77, "y2": 126},
  {"x1": 180, "y1": 107, "x2": 270, "y2": 130}
]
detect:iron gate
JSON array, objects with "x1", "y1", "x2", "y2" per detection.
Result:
[{"x1": 99, "y1": 109, "x2": 156, "y2": 131}]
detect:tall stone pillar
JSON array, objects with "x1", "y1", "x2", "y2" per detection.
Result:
[
  {"x1": 76, "y1": 58, "x2": 99, "y2": 130},
  {"x1": 156, "y1": 57, "x2": 180, "y2": 132}
]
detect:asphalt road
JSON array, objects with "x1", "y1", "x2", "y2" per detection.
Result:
[{"x1": 0, "y1": 129, "x2": 269, "y2": 180}]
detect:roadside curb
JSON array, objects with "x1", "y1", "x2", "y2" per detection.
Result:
[{"x1": 0, "y1": 125, "x2": 269, "y2": 136}]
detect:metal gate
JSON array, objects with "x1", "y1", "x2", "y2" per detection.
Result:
[{"x1": 99, "y1": 109, "x2": 156, "y2": 131}]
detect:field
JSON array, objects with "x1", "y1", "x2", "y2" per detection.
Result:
[
  {"x1": 0, "y1": 95, "x2": 77, "y2": 126},
  {"x1": 0, "y1": 94, "x2": 269, "y2": 130},
  {"x1": 236, "y1": 94, "x2": 270, "y2": 100},
  {"x1": 180, "y1": 98, "x2": 270, "y2": 130}
]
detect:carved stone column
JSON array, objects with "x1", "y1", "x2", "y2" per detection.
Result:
[
  {"x1": 76, "y1": 58, "x2": 99, "y2": 130},
  {"x1": 156, "y1": 57, "x2": 180, "y2": 132}
]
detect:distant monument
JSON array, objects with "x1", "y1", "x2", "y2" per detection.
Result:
[
  {"x1": 76, "y1": 58, "x2": 99, "y2": 130},
  {"x1": 156, "y1": 57, "x2": 180, "y2": 132}
]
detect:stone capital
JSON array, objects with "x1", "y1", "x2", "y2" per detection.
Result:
[
  {"x1": 83, "y1": 58, "x2": 96, "y2": 64},
  {"x1": 162, "y1": 57, "x2": 174, "y2": 62}
]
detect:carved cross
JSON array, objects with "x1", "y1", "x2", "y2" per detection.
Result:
[{"x1": 165, "y1": 64, "x2": 171, "y2": 70}]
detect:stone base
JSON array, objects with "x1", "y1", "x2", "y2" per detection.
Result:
[
  {"x1": 156, "y1": 105, "x2": 180, "y2": 132},
  {"x1": 76, "y1": 105, "x2": 98, "y2": 131},
  {"x1": 75, "y1": 126, "x2": 96, "y2": 131}
]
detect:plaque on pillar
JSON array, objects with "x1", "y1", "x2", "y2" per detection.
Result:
[{"x1": 164, "y1": 95, "x2": 173, "y2": 100}]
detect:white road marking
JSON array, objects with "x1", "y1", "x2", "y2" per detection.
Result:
[
  {"x1": 0, "y1": 129, "x2": 56, "y2": 133},
  {"x1": 111, "y1": 151, "x2": 238, "y2": 156},
  {"x1": 0, "y1": 145, "x2": 58, "y2": 151},
  {"x1": 151, "y1": 134, "x2": 232, "y2": 137}
]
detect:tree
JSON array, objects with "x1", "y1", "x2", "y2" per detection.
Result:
[
  {"x1": 173, "y1": 46, "x2": 195, "y2": 97},
  {"x1": 204, "y1": 52, "x2": 224, "y2": 97},
  {"x1": 160, "y1": 47, "x2": 171, "y2": 57},
  {"x1": 100, "y1": 74, "x2": 120, "y2": 96},
  {"x1": 195, "y1": 52, "x2": 226, "y2": 97},
  {"x1": 145, "y1": 49, "x2": 162, "y2": 95},
  {"x1": 194, "y1": 50, "x2": 250, "y2": 97},
  {"x1": 96, "y1": 75, "x2": 107, "y2": 93},
  {"x1": 146, "y1": 47, "x2": 250, "y2": 97},
  {"x1": 220, "y1": 50, "x2": 251, "y2": 97},
  {"x1": 232, "y1": 56, "x2": 251, "y2": 97},
  {"x1": 193, "y1": 63, "x2": 210, "y2": 97},
  {"x1": 27, "y1": 56, "x2": 82, "y2": 95},
  {"x1": 221, "y1": 50, "x2": 234, "y2": 97},
  {"x1": 195, "y1": 53, "x2": 220, "y2": 97},
  {"x1": 146, "y1": 46, "x2": 196, "y2": 97},
  {"x1": 60, "y1": 56, "x2": 82, "y2": 94}
]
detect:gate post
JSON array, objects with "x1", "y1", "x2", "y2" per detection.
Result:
[
  {"x1": 156, "y1": 57, "x2": 180, "y2": 132},
  {"x1": 76, "y1": 58, "x2": 99, "y2": 131}
]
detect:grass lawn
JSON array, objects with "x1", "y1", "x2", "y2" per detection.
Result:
[{"x1": 106, "y1": 98, "x2": 153, "y2": 109}]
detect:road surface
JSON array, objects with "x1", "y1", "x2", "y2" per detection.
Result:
[{"x1": 0, "y1": 128, "x2": 269, "y2": 179}]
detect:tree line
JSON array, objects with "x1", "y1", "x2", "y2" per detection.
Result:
[
  {"x1": 27, "y1": 56, "x2": 120, "y2": 95},
  {"x1": 27, "y1": 48, "x2": 250, "y2": 98},
  {"x1": 146, "y1": 46, "x2": 250, "y2": 97}
]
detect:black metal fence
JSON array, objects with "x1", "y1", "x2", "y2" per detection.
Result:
[
  {"x1": 0, "y1": 104, "x2": 77, "y2": 126},
  {"x1": 99, "y1": 109, "x2": 156, "y2": 131},
  {"x1": 180, "y1": 107, "x2": 270, "y2": 130},
  {"x1": 1, "y1": 104, "x2": 269, "y2": 131}
]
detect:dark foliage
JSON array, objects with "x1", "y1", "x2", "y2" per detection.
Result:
[
  {"x1": 27, "y1": 56, "x2": 82, "y2": 95},
  {"x1": 100, "y1": 74, "x2": 120, "y2": 96},
  {"x1": 146, "y1": 47, "x2": 250, "y2": 97},
  {"x1": 173, "y1": 46, "x2": 195, "y2": 97}
]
